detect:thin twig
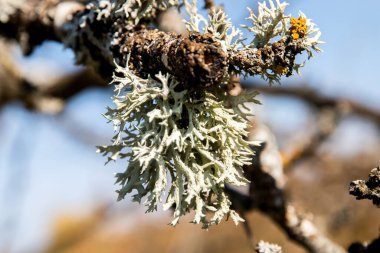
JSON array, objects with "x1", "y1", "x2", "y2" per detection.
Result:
[
  {"x1": 243, "y1": 83, "x2": 380, "y2": 125},
  {"x1": 243, "y1": 82, "x2": 380, "y2": 172},
  {"x1": 281, "y1": 108, "x2": 341, "y2": 170}
]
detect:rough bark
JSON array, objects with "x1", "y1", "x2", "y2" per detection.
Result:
[
  {"x1": 0, "y1": 0, "x2": 307, "y2": 85},
  {"x1": 349, "y1": 167, "x2": 380, "y2": 207},
  {"x1": 114, "y1": 30, "x2": 228, "y2": 86},
  {"x1": 228, "y1": 124, "x2": 348, "y2": 253},
  {"x1": 231, "y1": 38, "x2": 305, "y2": 77}
]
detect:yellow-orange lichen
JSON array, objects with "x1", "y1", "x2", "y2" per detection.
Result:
[
  {"x1": 289, "y1": 17, "x2": 308, "y2": 39},
  {"x1": 274, "y1": 65, "x2": 288, "y2": 75}
]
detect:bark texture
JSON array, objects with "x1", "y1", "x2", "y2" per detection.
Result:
[
  {"x1": 0, "y1": 0, "x2": 307, "y2": 84},
  {"x1": 350, "y1": 167, "x2": 380, "y2": 207}
]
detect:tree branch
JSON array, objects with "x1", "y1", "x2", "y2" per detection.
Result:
[
  {"x1": 0, "y1": 46, "x2": 107, "y2": 113},
  {"x1": 243, "y1": 83, "x2": 380, "y2": 125},
  {"x1": 281, "y1": 108, "x2": 341, "y2": 170},
  {"x1": 231, "y1": 38, "x2": 305, "y2": 78},
  {"x1": 0, "y1": 0, "x2": 310, "y2": 85},
  {"x1": 228, "y1": 124, "x2": 347, "y2": 253}
]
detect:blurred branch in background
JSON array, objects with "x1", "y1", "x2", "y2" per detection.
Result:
[
  {"x1": 229, "y1": 123, "x2": 348, "y2": 253},
  {"x1": 243, "y1": 82, "x2": 380, "y2": 125},
  {"x1": 0, "y1": 40, "x2": 107, "y2": 114},
  {"x1": 280, "y1": 108, "x2": 341, "y2": 171},
  {"x1": 44, "y1": 204, "x2": 111, "y2": 253},
  {"x1": 0, "y1": 40, "x2": 35, "y2": 109},
  {"x1": 242, "y1": 81, "x2": 380, "y2": 171}
]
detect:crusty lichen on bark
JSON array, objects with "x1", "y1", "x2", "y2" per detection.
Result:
[{"x1": 349, "y1": 167, "x2": 380, "y2": 207}]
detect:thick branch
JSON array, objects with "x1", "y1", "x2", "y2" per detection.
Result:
[
  {"x1": 0, "y1": 0, "x2": 307, "y2": 85},
  {"x1": 246, "y1": 152, "x2": 346, "y2": 253},
  {"x1": 0, "y1": 0, "x2": 229, "y2": 84},
  {"x1": 0, "y1": 39, "x2": 107, "y2": 112},
  {"x1": 114, "y1": 30, "x2": 228, "y2": 86},
  {"x1": 0, "y1": 0, "x2": 61, "y2": 55},
  {"x1": 229, "y1": 124, "x2": 347, "y2": 253}
]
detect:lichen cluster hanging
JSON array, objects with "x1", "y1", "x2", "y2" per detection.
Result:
[{"x1": 97, "y1": 0, "x2": 321, "y2": 228}]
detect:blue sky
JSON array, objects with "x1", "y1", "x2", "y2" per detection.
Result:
[{"x1": 0, "y1": 0, "x2": 379, "y2": 252}]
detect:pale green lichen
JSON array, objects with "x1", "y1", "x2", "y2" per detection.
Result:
[
  {"x1": 115, "y1": 0, "x2": 181, "y2": 24},
  {"x1": 184, "y1": 0, "x2": 243, "y2": 52},
  {"x1": 93, "y1": 0, "x2": 115, "y2": 20},
  {"x1": 0, "y1": 0, "x2": 25, "y2": 23},
  {"x1": 85, "y1": 0, "x2": 181, "y2": 24},
  {"x1": 244, "y1": 1, "x2": 321, "y2": 82},
  {"x1": 296, "y1": 11, "x2": 323, "y2": 58},
  {"x1": 243, "y1": 0, "x2": 289, "y2": 48},
  {"x1": 98, "y1": 0, "x2": 321, "y2": 228},
  {"x1": 97, "y1": 59, "x2": 260, "y2": 228},
  {"x1": 256, "y1": 241, "x2": 283, "y2": 253},
  {"x1": 242, "y1": 0, "x2": 321, "y2": 51}
]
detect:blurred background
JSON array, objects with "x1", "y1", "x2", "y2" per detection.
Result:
[{"x1": 0, "y1": 0, "x2": 379, "y2": 252}]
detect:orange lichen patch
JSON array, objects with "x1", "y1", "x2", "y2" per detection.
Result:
[
  {"x1": 274, "y1": 65, "x2": 288, "y2": 75},
  {"x1": 290, "y1": 17, "x2": 308, "y2": 39}
]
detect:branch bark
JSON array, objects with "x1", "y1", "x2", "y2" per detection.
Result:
[
  {"x1": 0, "y1": 0, "x2": 309, "y2": 85},
  {"x1": 231, "y1": 38, "x2": 304, "y2": 78},
  {"x1": 228, "y1": 124, "x2": 347, "y2": 253}
]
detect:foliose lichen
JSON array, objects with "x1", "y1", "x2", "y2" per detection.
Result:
[
  {"x1": 115, "y1": 0, "x2": 181, "y2": 24},
  {"x1": 98, "y1": 59, "x2": 260, "y2": 228},
  {"x1": 97, "y1": 0, "x2": 322, "y2": 228}
]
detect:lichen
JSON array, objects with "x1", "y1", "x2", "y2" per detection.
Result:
[
  {"x1": 115, "y1": 0, "x2": 181, "y2": 24},
  {"x1": 97, "y1": 0, "x2": 321, "y2": 228},
  {"x1": 98, "y1": 59, "x2": 260, "y2": 228},
  {"x1": 241, "y1": 1, "x2": 322, "y2": 82},
  {"x1": 0, "y1": 0, "x2": 25, "y2": 23},
  {"x1": 273, "y1": 65, "x2": 288, "y2": 76},
  {"x1": 349, "y1": 167, "x2": 380, "y2": 207},
  {"x1": 184, "y1": 0, "x2": 243, "y2": 52},
  {"x1": 290, "y1": 16, "x2": 308, "y2": 39},
  {"x1": 243, "y1": 0, "x2": 289, "y2": 48},
  {"x1": 256, "y1": 241, "x2": 282, "y2": 253}
]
